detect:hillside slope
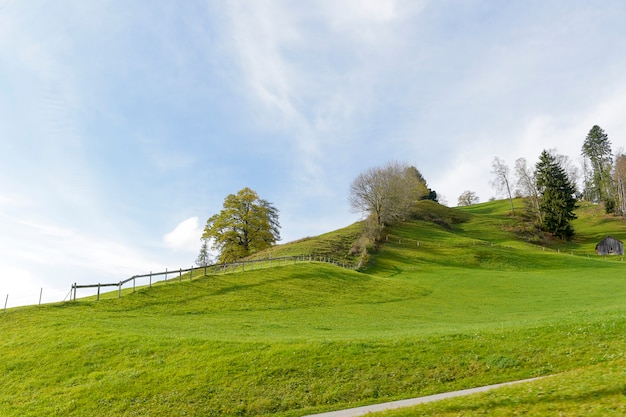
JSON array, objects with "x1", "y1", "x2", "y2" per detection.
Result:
[{"x1": 2, "y1": 199, "x2": 626, "y2": 416}]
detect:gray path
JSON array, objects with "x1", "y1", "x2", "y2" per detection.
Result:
[{"x1": 303, "y1": 377, "x2": 544, "y2": 417}]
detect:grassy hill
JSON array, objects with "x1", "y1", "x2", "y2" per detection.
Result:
[{"x1": 2, "y1": 200, "x2": 626, "y2": 416}]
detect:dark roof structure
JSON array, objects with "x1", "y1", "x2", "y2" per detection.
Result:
[{"x1": 595, "y1": 236, "x2": 624, "y2": 255}]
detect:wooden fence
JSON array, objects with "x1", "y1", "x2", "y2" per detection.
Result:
[
  {"x1": 382, "y1": 233, "x2": 626, "y2": 260},
  {"x1": 69, "y1": 255, "x2": 357, "y2": 302}
]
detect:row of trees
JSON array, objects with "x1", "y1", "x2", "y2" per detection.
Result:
[
  {"x1": 197, "y1": 125, "x2": 617, "y2": 262},
  {"x1": 199, "y1": 162, "x2": 436, "y2": 264},
  {"x1": 486, "y1": 125, "x2": 621, "y2": 240}
]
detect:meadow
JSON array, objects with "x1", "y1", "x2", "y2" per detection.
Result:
[{"x1": 1, "y1": 200, "x2": 625, "y2": 416}]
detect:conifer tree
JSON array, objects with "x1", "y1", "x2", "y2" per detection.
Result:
[
  {"x1": 195, "y1": 238, "x2": 212, "y2": 267},
  {"x1": 535, "y1": 150, "x2": 577, "y2": 239},
  {"x1": 582, "y1": 125, "x2": 613, "y2": 210}
]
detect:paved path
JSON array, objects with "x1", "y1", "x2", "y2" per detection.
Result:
[{"x1": 303, "y1": 377, "x2": 544, "y2": 417}]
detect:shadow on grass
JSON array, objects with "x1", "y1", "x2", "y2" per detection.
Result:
[{"x1": 435, "y1": 384, "x2": 626, "y2": 415}]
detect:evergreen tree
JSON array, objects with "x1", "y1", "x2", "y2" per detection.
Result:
[
  {"x1": 195, "y1": 238, "x2": 212, "y2": 267},
  {"x1": 203, "y1": 188, "x2": 280, "y2": 263},
  {"x1": 581, "y1": 125, "x2": 613, "y2": 210},
  {"x1": 535, "y1": 150, "x2": 577, "y2": 239}
]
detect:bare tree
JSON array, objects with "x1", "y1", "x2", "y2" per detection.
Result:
[
  {"x1": 457, "y1": 190, "x2": 479, "y2": 206},
  {"x1": 548, "y1": 149, "x2": 580, "y2": 195},
  {"x1": 614, "y1": 152, "x2": 626, "y2": 215},
  {"x1": 349, "y1": 161, "x2": 427, "y2": 228},
  {"x1": 580, "y1": 156, "x2": 594, "y2": 202},
  {"x1": 514, "y1": 158, "x2": 542, "y2": 223},
  {"x1": 490, "y1": 157, "x2": 515, "y2": 214}
]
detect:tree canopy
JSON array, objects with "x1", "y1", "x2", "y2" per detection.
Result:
[
  {"x1": 203, "y1": 187, "x2": 280, "y2": 263},
  {"x1": 582, "y1": 125, "x2": 613, "y2": 209},
  {"x1": 348, "y1": 161, "x2": 430, "y2": 228},
  {"x1": 457, "y1": 190, "x2": 479, "y2": 206}
]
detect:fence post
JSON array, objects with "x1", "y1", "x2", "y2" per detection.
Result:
[
  {"x1": 190, "y1": 266, "x2": 193, "y2": 280},
  {"x1": 133, "y1": 277, "x2": 136, "y2": 292},
  {"x1": 165, "y1": 268, "x2": 168, "y2": 284},
  {"x1": 4, "y1": 294, "x2": 7, "y2": 312},
  {"x1": 39, "y1": 288, "x2": 43, "y2": 306},
  {"x1": 73, "y1": 283, "x2": 77, "y2": 301},
  {"x1": 179, "y1": 268, "x2": 182, "y2": 282},
  {"x1": 150, "y1": 271, "x2": 152, "y2": 288},
  {"x1": 118, "y1": 282, "x2": 122, "y2": 298},
  {"x1": 97, "y1": 284, "x2": 101, "y2": 301}
]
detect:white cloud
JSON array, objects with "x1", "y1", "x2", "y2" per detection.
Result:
[{"x1": 163, "y1": 217, "x2": 203, "y2": 253}]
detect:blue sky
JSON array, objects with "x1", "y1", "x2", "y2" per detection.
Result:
[{"x1": 2, "y1": 0, "x2": 626, "y2": 306}]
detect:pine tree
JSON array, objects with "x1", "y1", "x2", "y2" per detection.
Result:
[
  {"x1": 582, "y1": 125, "x2": 613, "y2": 210},
  {"x1": 195, "y1": 238, "x2": 211, "y2": 267},
  {"x1": 535, "y1": 150, "x2": 578, "y2": 239}
]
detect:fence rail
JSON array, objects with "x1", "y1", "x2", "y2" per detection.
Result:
[
  {"x1": 6, "y1": 236, "x2": 622, "y2": 311},
  {"x1": 68, "y1": 255, "x2": 357, "y2": 302},
  {"x1": 382, "y1": 233, "x2": 626, "y2": 260}
]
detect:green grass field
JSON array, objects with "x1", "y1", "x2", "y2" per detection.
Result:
[{"x1": 1, "y1": 199, "x2": 626, "y2": 416}]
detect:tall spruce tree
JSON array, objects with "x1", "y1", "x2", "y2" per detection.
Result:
[
  {"x1": 535, "y1": 150, "x2": 578, "y2": 239},
  {"x1": 581, "y1": 125, "x2": 613, "y2": 210}
]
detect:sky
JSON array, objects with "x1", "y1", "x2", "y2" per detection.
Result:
[{"x1": 2, "y1": 0, "x2": 626, "y2": 306}]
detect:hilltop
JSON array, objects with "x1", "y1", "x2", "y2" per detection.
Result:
[{"x1": 2, "y1": 199, "x2": 626, "y2": 416}]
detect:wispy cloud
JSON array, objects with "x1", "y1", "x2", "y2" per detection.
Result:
[
  {"x1": 3, "y1": 0, "x2": 626, "y2": 304},
  {"x1": 220, "y1": 1, "x2": 427, "y2": 188}
]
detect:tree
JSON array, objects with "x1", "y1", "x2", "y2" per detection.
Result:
[
  {"x1": 203, "y1": 187, "x2": 280, "y2": 263},
  {"x1": 490, "y1": 157, "x2": 515, "y2": 214},
  {"x1": 514, "y1": 157, "x2": 542, "y2": 223},
  {"x1": 581, "y1": 125, "x2": 613, "y2": 209},
  {"x1": 614, "y1": 152, "x2": 626, "y2": 215},
  {"x1": 349, "y1": 161, "x2": 429, "y2": 228},
  {"x1": 535, "y1": 150, "x2": 577, "y2": 239},
  {"x1": 553, "y1": 153, "x2": 580, "y2": 195},
  {"x1": 195, "y1": 238, "x2": 212, "y2": 267},
  {"x1": 457, "y1": 190, "x2": 479, "y2": 206},
  {"x1": 404, "y1": 165, "x2": 438, "y2": 202}
]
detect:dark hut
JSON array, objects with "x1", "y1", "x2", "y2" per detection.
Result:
[{"x1": 595, "y1": 236, "x2": 624, "y2": 255}]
